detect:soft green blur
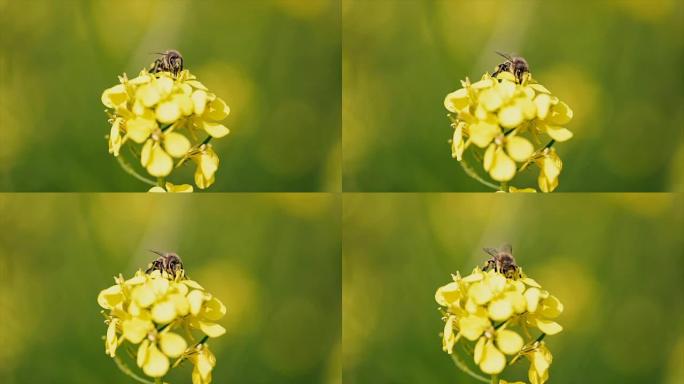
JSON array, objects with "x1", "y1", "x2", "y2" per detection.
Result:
[
  {"x1": 343, "y1": 194, "x2": 683, "y2": 383},
  {"x1": 343, "y1": 0, "x2": 684, "y2": 191},
  {"x1": 0, "y1": 0, "x2": 340, "y2": 191},
  {"x1": 0, "y1": 194, "x2": 341, "y2": 383}
]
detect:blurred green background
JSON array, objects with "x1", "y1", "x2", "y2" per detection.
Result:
[
  {"x1": 343, "y1": 193, "x2": 683, "y2": 383},
  {"x1": 0, "y1": 0, "x2": 340, "y2": 191},
  {"x1": 342, "y1": 0, "x2": 684, "y2": 191},
  {"x1": 0, "y1": 194, "x2": 341, "y2": 383}
]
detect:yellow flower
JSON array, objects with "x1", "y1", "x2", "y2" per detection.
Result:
[
  {"x1": 444, "y1": 69, "x2": 573, "y2": 191},
  {"x1": 190, "y1": 344, "x2": 217, "y2": 384},
  {"x1": 526, "y1": 342, "x2": 553, "y2": 384},
  {"x1": 149, "y1": 182, "x2": 194, "y2": 193},
  {"x1": 102, "y1": 67, "x2": 231, "y2": 190},
  {"x1": 98, "y1": 258, "x2": 226, "y2": 382},
  {"x1": 192, "y1": 145, "x2": 220, "y2": 189},
  {"x1": 436, "y1": 258, "x2": 563, "y2": 381},
  {"x1": 536, "y1": 148, "x2": 563, "y2": 192}
]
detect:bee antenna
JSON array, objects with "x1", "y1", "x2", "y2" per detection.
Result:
[
  {"x1": 148, "y1": 249, "x2": 165, "y2": 256},
  {"x1": 495, "y1": 51, "x2": 513, "y2": 61}
]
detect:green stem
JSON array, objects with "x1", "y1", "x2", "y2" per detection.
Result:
[
  {"x1": 459, "y1": 158, "x2": 501, "y2": 191},
  {"x1": 491, "y1": 375, "x2": 499, "y2": 384},
  {"x1": 116, "y1": 155, "x2": 156, "y2": 187},
  {"x1": 450, "y1": 352, "x2": 489, "y2": 383},
  {"x1": 113, "y1": 355, "x2": 154, "y2": 384}
]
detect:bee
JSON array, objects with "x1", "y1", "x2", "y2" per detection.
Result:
[
  {"x1": 482, "y1": 244, "x2": 520, "y2": 278},
  {"x1": 149, "y1": 50, "x2": 184, "y2": 77},
  {"x1": 491, "y1": 52, "x2": 530, "y2": 84},
  {"x1": 145, "y1": 250, "x2": 185, "y2": 278}
]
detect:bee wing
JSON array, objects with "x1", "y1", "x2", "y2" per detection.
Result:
[
  {"x1": 483, "y1": 247, "x2": 499, "y2": 257},
  {"x1": 499, "y1": 244, "x2": 513, "y2": 254}
]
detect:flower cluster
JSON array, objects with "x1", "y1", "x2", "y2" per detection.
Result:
[
  {"x1": 444, "y1": 70, "x2": 573, "y2": 192},
  {"x1": 435, "y1": 266, "x2": 563, "y2": 383},
  {"x1": 102, "y1": 69, "x2": 230, "y2": 192},
  {"x1": 98, "y1": 266, "x2": 226, "y2": 383}
]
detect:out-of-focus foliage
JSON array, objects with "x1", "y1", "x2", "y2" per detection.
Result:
[
  {"x1": 0, "y1": 0, "x2": 341, "y2": 191},
  {"x1": 0, "y1": 194, "x2": 341, "y2": 383},
  {"x1": 342, "y1": 0, "x2": 684, "y2": 191},
  {"x1": 343, "y1": 193, "x2": 684, "y2": 383}
]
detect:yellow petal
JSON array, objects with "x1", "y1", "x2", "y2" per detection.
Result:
[
  {"x1": 521, "y1": 277, "x2": 541, "y2": 288},
  {"x1": 489, "y1": 148, "x2": 516, "y2": 182},
  {"x1": 442, "y1": 316, "x2": 456, "y2": 353},
  {"x1": 122, "y1": 317, "x2": 152, "y2": 344},
  {"x1": 102, "y1": 84, "x2": 128, "y2": 108},
  {"x1": 474, "y1": 337, "x2": 486, "y2": 364},
  {"x1": 203, "y1": 97, "x2": 230, "y2": 120},
  {"x1": 126, "y1": 117, "x2": 156, "y2": 143},
  {"x1": 451, "y1": 122, "x2": 466, "y2": 160},
  {"x1": 498, "y1": 105, "x2": 524, "y2": 128},
  {"x1": 195, "y1": 350, "x2": 214, "y2": 380},
  {"x1": 200, "y1": 152, "x2": 219, "y2": 179},
  {"x1": 151, "y1": 300, "x2": 177, "y2": 324},
  {"x1": 98, "y1": 284, "x2": 123, "y2": 309},
  {"x1": 468, "y1": 282, "x2": 493, "y2": 305},
  {"x1": 188, "y1": 290, "x2": 205, "y2": 316},
  {"x1": 496, "y1": 329, "x2": 523, "y2": 355},
  {"x1": 534, "y1": 94, "x2": 551, "y2": 120},
  {"x1": 146, "y1": 144, "x2": 173, "y2": 177},
  {"x1": 156, "y1": 101, "x2": 181, "y2": 124},
  {"x1": 488, "y1": 299, "x2": 513, "y2": 321},
  {"x1": 528, "y1": 83, "x2": 551, "y2": 94},
  {"x1": 202, "y1": 297, "x2": 227, "y2": 321},
  {"x1": 191, "y1": 90, "x2": 208, "y2": 115},
  {"x1": 164, "y1": 132, "x2": 191, "y2": 158},
  {"x1": 173, "y1": 94, "x2": 194, "y2": 116},
  {"x1": 141, "y1": 139, "x2": 153, "y2": 167},
  {"x1": 199, "y1": 321, "x2": 226, "y2": 337},
  {"x1": 142, "y1": 344, "x2": 170, "y2": 377},
  {"x1": 483, "y1": 144, "x2": 495, "y2": 171},
  {"x1": 106, "y1": 319, "x2": 119, "y2": 357},
  {"x1": 542, "y1": 156, "x2": 561, "y2": 181},
  {"x1": 535, "y1": 319, "x2": 563, "y2": 335},
  {"x1": 203, "y1": 121, "x2": 230, "y2": 138},
  {"x1": 458, "y1": 314, "x2": 489, "y2": 341},
  {"x1": 540, "y1": 295, "x2": 564, "y2": 318},
  {"x1": 479, "y1": 88, "x2": 503, "y2": 111},
  {"x1": 470, "y1": 121, "x2": 500, "y2": 148},
  {"x1": 132, "y1": 284, "x2": 156, "y2": 308},
  {"x1": 480, "y1": 341, "x2": 506, "y2": 374},
  {"x1": 524, "y1": 287, "x2": 541, "y2": 312},
  {"x1": 159, "y1": 332, "x2": 188, "y2": 358},
  {"x1": 165, "y1": 183, "x2": 194, "y2": 193},
  {"x1": 154, "y1": 76, "x2": 174, "y2": 97},
  {"x1": 546, "y1": 126, "x2": 574, "y2": 142},
  {"x1": 548, "y1": 101, "x2": 573, "y2": 125},
  {"x1": 505, "y1": 291, "x2": 527, "y2": 313},
  {"x1": 444, "y1": 88, "x2": 469, "y2": 112},
  {"x1": 148, "y1": 186, "x2": 166, "y2": 193},
  {"x1": 538, "y1": 172, "x2": 558, "y2": 193},
  {"x1": 136, "y1": 84, "x2": 161, "y2": 107},
  {"x1": 137, "y1": 339, "x2": 149, "y2": 367},
  {"x1": 435, "y1": 282, "x2": 461, "y2": 307},
  {"x1": 506, "y1": 136, "x2": 534, "y2": 162}
]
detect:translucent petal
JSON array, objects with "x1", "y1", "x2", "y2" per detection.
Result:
[
  {"x1": 470, "y1": 122, "x2": 499, "y2": 148},
  {"x1": 102, "y1": 84, "x2": 128, "y2": 108},
  {"x1": 496, "y1": 329, "x2": 523, "y2": 355},
  {"x1": 136, "y1": 84, "x2": 161, "y2": 107},
  {"x1": 535, "y1": 319, "x2": 563, "y2": 335},
  {"x1": 126, "y1": 117, "x2": 156, "y2": 143},
  {"x1": 480, "y1": 341, "x2": 506, "y2": 374},
  {"x1": 151, "y1": 300, "x2": 177, "y2": 324},
  {"x1": 146, "y1": 145, "x2": 173, "y2": 177},
  {"x1": 498, "y1": 105, "x2": 524, "y2": 128},
  {"x1": 191, "y1": 90, "x2": 208, "y2": 115},
  {"x1": 525, "y1": 288, "x2": 541, "y2": 312},
  {"x1": 164, "y1": 132, "x2": 191, "y2": 158},
  {"x1": 203, "y1": 121, "x2": 230, "y2": 138},
  {"x1": 489, "y1": 148, "x2": 516, "y2": 182},
  {"x1": 534, "y1": 94, "x2": 551, "y2": 120},
  {"x1": 156, "y1": 101, "x2": 181, "y2": 124},
  {"x1": 468, "y1": 282, "x2": 493, "y2": 305},
  {"x1": 199, "y1": 321, "x2": 226, "y2": 338},
  {"x1": 203, "y1": 98, "x2": 230, "y2": 120},
  {"x1": 202, "y1": 297, "x2": 227, "y2": 321},
  {"x1": 548, "y1": 101, "x2": 573, "y2": 125},
  {"x1": 435, "y1": 282, "x2": 461, "y2": 306},
  {"x1": 444, "y1": 88, "x2": 469, "y2": 112},
  {"x1": 98, "y1": 284, "x2": 123, "y2": 309},
  {"x1": 540, "y1": 295, "x2": 564, "y2": 318},
  {"x1": 488, "y1": 299, "x2": 513, "y2": 321},
  {"x1": 142, "y1": 344, "x2": 170, "y2": 377},
  {"x1": 506, "y1": 136, "x2": 534, "y2": 162},
  {"x1": 546, "y1": 126, "x2": 574, "y2": 142},
  {"x1": 159, "y1": 332, "x2": 188, "y2": 358}
]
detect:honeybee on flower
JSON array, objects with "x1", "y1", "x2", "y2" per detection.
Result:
[
  {"x1": 98, "y1": 252, "x2": 226, "y2": 383},
  {"x1": 435, "y1": 245, "x2": 563, "y2": 383},
  {"x1": 102, "y1": 51, "x2": 231, "y2": 192},
  {"x1": 444, "y1": 54, "x2": 574, "y2": 192}
]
